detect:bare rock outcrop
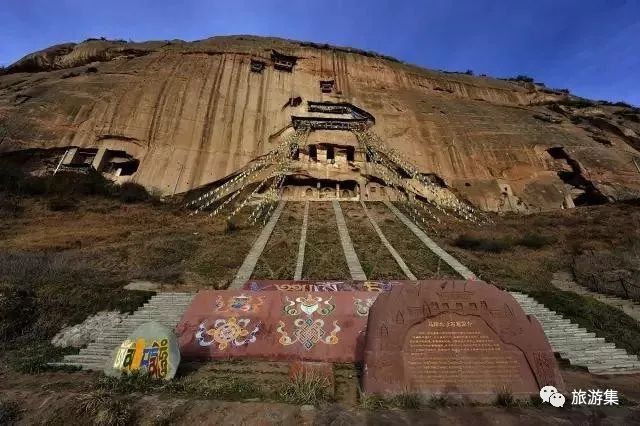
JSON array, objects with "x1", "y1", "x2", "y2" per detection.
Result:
[{"x1": 1, "y1": 35, "x2": 639, "y2": 212}]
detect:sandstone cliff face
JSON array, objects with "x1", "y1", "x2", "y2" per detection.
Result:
[{"x1": 1, "y1": 35, "x2": 639, "y2": 212}]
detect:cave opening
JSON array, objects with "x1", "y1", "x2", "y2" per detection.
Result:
[{"x1": 546, "y1": 147, "x2": 608, "y2": 206}]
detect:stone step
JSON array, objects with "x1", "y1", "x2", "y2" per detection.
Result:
[{"x1": 509, "y1": 291, "x2": 640, "y2": 375}]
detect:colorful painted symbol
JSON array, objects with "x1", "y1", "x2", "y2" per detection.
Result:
[
  {"x1": 283, "y1": 294, "x2": 335, "y2": 317},
  {"x1": 353, "y1": 297, "x2": 376, "y2": 316},
  {"x1": 195, "y1": 317, "x2": 260, "y2": 350},
  {"x1": 276, "y1": 318, "x2": 341, "y2": 350},
  {"x1": 215, "y1": 293, "x2": 264, "y2": 313},
  {"x1": 112, "y1": 338, "x2": 169, "y2": 379},
  {"x1": 363, "y1": 281, "x2": 393, "y2": 292}
]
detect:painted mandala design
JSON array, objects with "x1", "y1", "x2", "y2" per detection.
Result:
[{"x1": 195, "y1": 317, "x2": 260, "y2": 350}]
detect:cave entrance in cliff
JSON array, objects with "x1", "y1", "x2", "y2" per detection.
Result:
[
  {"x1": 308, "y1": 145, "x2": 317, "y2": 161},
  {"x1": 546, "y1": 147, "x2": 608, "y2": 206}
]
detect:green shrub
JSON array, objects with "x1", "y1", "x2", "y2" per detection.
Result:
[
  {"x1": 0, "y1": 285, "x2": 37, "y2": 342},
  {"x1": 453, "y1": 235, "x2": 512, "y2": 253},
  {"x1": 117, "y1": 182, "x2": 149, "y2": 203},
  {"x1": 517, "y1": 233, "x2": 554, "y2": 249}
]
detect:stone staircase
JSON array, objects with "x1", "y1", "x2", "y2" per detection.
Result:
[
  {"x1": 52, "y1": 292, "x2": 195, "y2": 371},
  {"x1": 550, "y1": 272, "x2": 640, "y2": 323},
  {"x1": 510, "y1": 292, "x2": 640, "y2": 375}
]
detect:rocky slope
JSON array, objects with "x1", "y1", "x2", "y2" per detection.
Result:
[{"x1": 1, "y1": 35, "x2": 639, "y2": 211}]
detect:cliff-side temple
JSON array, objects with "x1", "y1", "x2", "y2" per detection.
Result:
[{"x1": 187, "y1": 99, "x2": 478, "y2": 225}]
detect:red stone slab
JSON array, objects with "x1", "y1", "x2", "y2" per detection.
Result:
[
  {"x1": 175, "y1": 290, "x2": 379, "y2": 362},
  {"x1": 362, "y1": 280, "x2": 564, "y2": 401},
  {"x1": 242, "y1": 280, "x2": 398, "y2": 292}
]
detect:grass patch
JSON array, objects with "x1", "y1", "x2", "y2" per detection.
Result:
[
  {"x1": 360, "y1": 393, "x2": 388, "y2": 410},
  {"x1": 0, "y1": 162, "x2": 157, "y2": 205},
  {"x1": 0, "y1": 398, "x2": 22, "y2": 424},
  {"x1": 1, "y1": 251, "x2": 153, "y2": 349},
  {"x1": 6, "y1": 342, "x2": 79, "y2": 373},
  {"x1": 47, "y1": 196, "x2": 78, "y2": 211},
  {"x1": 494, "y1": 389, "x2": 516, "y2": 407},
  {"x1": 97, "y1": 372, "x2": 266, "y2": 402},
  {"x1": 527, "y1": 289, "x2": 640, "y2": 356},
  {"x1": 390, "y1": 392, "x2": 422, "y2": 409},
  {"x1": 428, "y1": 394, "x2": 457, "y2": 408},
  {"x1": 278, "y1": 372, "x2": 332, "y2": 405},
  {"x1": 76, "y1": 390, "x2": 134, "y2": 426}
]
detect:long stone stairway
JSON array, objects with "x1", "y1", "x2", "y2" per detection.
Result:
[
  {"x1": 52, "y1": 292, "x2": 195, "y2": 371},
  {"x1": 510, "y1": 292, "x2": 640, "y2": 375}
]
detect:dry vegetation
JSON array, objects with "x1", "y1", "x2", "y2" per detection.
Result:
[
  {"x1": 302, "y1": 202, "x2": 350, "y2": 279},
  {"x1": 341, "y1": 202, "x2": 405, "y2": 279},
  {"x1": 251, "y1": 203, "x2": 302, "y2": 279},
  {"x1": 427, "y1": 200, "x2": 640, "y2": 355}
]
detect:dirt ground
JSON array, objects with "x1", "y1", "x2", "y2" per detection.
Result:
[
  {"x1": 3, "y1": 195, "x2": 640, "y2": 424},
  {"x1": 2, "y1": 366, "x2": 640, "y2": 425}
]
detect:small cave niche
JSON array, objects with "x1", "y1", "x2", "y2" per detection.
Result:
[
  {"x1": 326, "y1": 145, "x2": 335, "y2": 161},
  {"x1": 250, "y1": 59, "x2": 266, "y2": 73},
  {"x1": 320, "y1": 80, "x2": 335, "y2": 93},
  {"x1": 308, "y1": 145, "x2": 318, "y2": 161}
]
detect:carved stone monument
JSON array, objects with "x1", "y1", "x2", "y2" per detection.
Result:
[{"x1": 362, "y1": 281, "x2": 564, "y2": 400}]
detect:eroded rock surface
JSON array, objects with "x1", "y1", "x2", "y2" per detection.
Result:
[{"x1": 1, "y1": 35, "x2": 639, "y2": 211}]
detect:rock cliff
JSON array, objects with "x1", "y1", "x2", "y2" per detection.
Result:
[{"x1": 1, "y1": 35, "x2": 639, "y2": 212}]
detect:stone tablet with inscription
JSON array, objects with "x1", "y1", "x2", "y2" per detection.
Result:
[{"x1": 362, "y1": 281, "x2": 564, "y2": 400}]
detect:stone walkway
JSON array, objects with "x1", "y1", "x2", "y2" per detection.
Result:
[
  {"x1": 332, "y1": 201, "x2": 367, "y2": 280},
  {"x1": 360, "y1": 201, "x2": 416, "y2": 280},
  {"x1": 230, "y1": 201, "x2": 286, "y2": 288},
  {"x1": 510, "y1": 292, "x2": 640, "y2": 375},
  {"x1": 52, "y1": 292, "x2": 195, "y2": 371},
  {"x1": 383, "y1": 201, "x2": 477, "y2": 280},
  {"x1": 550, "y1": 272, "x2": 640, "y2": 322},
  {"x1": 294, "y1": 201, "x2": 309, "y2": 280}
]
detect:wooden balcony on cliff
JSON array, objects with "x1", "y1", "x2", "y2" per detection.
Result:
[{"x1": 271, "y1": 51, "x2": 297, "y2": 72}]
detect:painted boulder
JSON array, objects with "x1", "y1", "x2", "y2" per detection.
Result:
[
  {"x1": 176, "y1": 290, "x2": 379, "y2": 362},
  {"x1": 104, "y1": 321, "x2": 180, "y2": 380}
]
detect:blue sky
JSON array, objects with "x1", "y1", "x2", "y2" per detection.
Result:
[{"x1": 1, "y1": 0, "x2": 638, "y2": 105}]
